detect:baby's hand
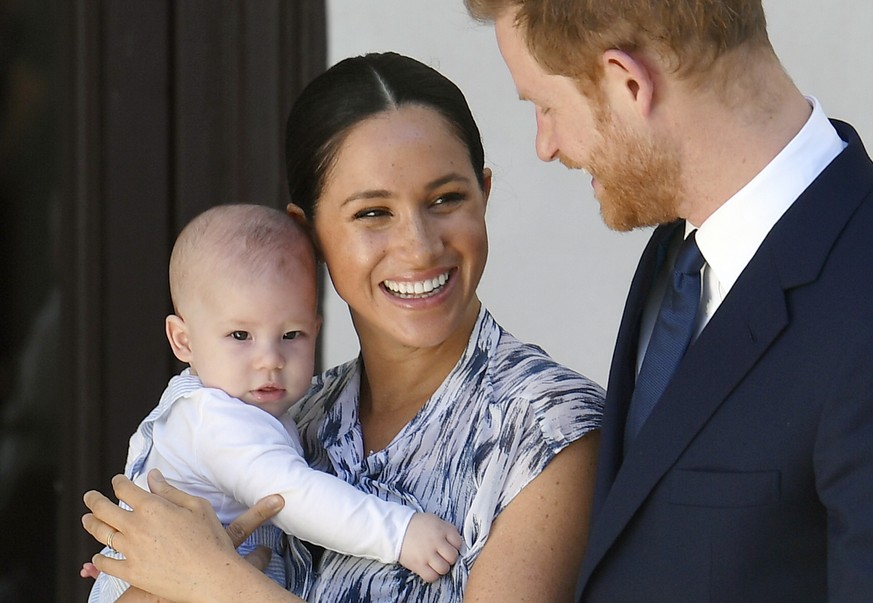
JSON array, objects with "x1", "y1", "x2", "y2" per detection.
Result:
[
  {"x1": 80, "y1": 561, "x2": 101, "y2": 580},
  {"x1": 398, "y1": 512, "x2": 462, "y2": 582}
]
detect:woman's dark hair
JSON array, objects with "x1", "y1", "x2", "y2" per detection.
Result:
[{"x1": 285, "y1": 52, "x2": 486, "y2": 222}]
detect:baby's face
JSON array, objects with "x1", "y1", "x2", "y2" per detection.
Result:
[{"x1": 183, "y1": 266, "x2": 319, "y2": 418}]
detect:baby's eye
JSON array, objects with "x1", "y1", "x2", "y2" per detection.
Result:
[
  {"x1": 229, "y1": 331, "x2": 250, "y2": 341},
  {"x1": 283, "y1": 331, "x2": 301, "y2": 340}
]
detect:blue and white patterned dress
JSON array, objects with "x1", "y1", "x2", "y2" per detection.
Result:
[{"x1": 288, "y1": 307, "x2": 604, "y2": 601}]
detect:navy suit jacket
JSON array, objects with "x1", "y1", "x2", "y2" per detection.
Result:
[{"x1": 578, "y1": 121, "x2": 873, "y2": 603}]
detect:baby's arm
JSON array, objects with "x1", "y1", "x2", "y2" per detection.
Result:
[
  {"x1": 189, "y1": 396, "x2": 461, "y2": 580},
  {"x1": 220, "y1": 450, "x2": 461, "y2": 581}
]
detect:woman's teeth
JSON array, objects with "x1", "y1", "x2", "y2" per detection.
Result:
[{"x1": 383, "y1": 272, "x2": 449, "y2": 298}]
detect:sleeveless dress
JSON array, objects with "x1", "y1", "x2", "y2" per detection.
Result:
[{"x1": 288, "y1": 308, "x2": 604, "y2": 601}]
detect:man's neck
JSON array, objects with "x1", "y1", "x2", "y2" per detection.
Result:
[{"x1": 670, "y1": 63, "x2": 812, "y2": 226}]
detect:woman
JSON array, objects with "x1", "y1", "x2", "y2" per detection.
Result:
[{"x1": 82, "y1": 52, "x2": 604, "y2": 602}]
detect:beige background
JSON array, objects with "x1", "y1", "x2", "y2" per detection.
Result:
[{"x1": 321, "y1": 1, "x2": 873, "y2": 387}]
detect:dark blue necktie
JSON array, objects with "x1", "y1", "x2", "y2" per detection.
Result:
[{"x1": 624, "y1": 230, "x2": 705, "y2": 450}]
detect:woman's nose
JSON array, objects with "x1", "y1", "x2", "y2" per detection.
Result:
[{"x1": 397, "y1": 214, "x2": 443, "y2": 262}]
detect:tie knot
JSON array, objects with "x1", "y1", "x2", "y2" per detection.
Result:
[{"x1": 675, "y1": 231, "x2": 705, "y2": 275}]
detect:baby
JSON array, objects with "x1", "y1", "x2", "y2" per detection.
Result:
[{"x1": 87, "y1": 204, "x2": 461, "y2": 601}]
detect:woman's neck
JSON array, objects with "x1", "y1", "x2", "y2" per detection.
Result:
[{"x1": 356, "y1": 303, "x2": 480, "y2": 452}]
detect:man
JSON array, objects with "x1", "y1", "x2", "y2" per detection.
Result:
[{"x1": 466, "y1": 1, "x2": 873, "y2": 601}]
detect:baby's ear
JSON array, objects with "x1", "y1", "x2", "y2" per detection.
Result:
[
  {"x1": 165, "y1": 314, "x2": 193, "y2": 363},
  {"x1": 286, "y1": 202, "x2": 308, "y2": 227}
]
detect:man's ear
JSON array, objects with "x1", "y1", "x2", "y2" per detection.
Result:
[
  {"x1": 601, "y1": 49, "x2": 656, "y2": 118},
  {"x1": 165, "y1": 314, "x2": 193, "y2": 363}
]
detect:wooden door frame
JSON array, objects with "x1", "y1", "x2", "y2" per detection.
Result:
[{"x1": 57, "y1": 3, "x2": 326, "y2": 599}]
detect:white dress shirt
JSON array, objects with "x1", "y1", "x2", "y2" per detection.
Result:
[{"x1": 637, "y1": 97, "x2": 846, "y2": 374}]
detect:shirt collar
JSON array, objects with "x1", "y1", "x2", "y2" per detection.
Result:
[{"x1": 688, "y1": 96, "x2": 846, "y2": 292}]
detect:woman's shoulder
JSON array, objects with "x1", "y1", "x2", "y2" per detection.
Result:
[
  {"x1": 467, "y1": 314, "x2": 605, "y2": 443},
  {"x1": 488, "y1": 321, "x2": 605, "y2": 406},
  {"x1": 480, "y1": 322, "x2": 604, "y2": 454}
]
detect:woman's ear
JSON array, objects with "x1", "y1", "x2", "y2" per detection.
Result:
[
  {"x1": 165, "y1": 314, "x2": 193, "y2": 363},
  {"x1": 482, "y1": 167, "x2": 493, "y2": 207},
  {"x1": 601, "y1": 49, "x2": 655, "y2": 118}
]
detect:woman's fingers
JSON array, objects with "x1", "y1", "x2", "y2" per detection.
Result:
[
  {"x1": 80, "y1": 470, "x2": 286, "y2": 599},
  {"x1": 90, "y1": 552, "x2": 123, "y2": 579},
  {"x1": 81, "y1": 471, "x2": 240, "y2": 600},
  {"x1": 81, "y1": 511, "x2": 116, "y2": 550},
  {"x1": 82, "y1": 475, "x2": 155, "y2": 555},
  {"x1": 110, "y1": 473, "x2": 158, "y2": 509},
  {"x1": 144, "y1": 469, "x2": 204, "y2": 511},
  {"x1": 224, "y1": 493, "x2": 285, "y2": 548},
  {"x1": 83, "y1": 487, "x2": 124, "y2": 525},
  {"x1": 81, "y1": 486, "x2": 130, "y2": 552}
]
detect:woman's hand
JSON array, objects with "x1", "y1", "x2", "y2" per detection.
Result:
[{"x1": 82, "y1": 469, "x2": 295, "y2": 603}]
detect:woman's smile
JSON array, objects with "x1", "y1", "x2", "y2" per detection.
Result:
[{"x1": 382, "y1": 270, "x2": 452, "y2": 299}]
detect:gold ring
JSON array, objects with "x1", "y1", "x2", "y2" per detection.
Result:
[{"x1": 107, "y1": 530, "x2": 116, "y2": 551}]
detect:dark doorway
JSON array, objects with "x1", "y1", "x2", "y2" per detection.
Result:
[{"x1": 0, "y1": 2, "x2": 326, "y2": 600}]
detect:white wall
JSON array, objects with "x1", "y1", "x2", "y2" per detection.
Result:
[{"x1": 321, "y1": 0, "x2": 873, "y2": 387}]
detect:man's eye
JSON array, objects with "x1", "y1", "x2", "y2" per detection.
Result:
[
  {"x1": 284, "y1": 331, "x2": 301, "y2": 340},
  {"x1": 230, "y1": 331, "x2": 249, "y2": 341}
]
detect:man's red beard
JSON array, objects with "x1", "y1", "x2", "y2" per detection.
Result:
[{"x1": 576, "y1": 105, "x2": 684, "y2": 232}]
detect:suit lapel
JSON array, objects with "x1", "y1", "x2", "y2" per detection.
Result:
[
  {"x1": 584, "y1": 246, "x2": 789, "y2": 574},
  {"x1": 581, "y1": 120, "x2": 873, "y2": 590},
  {"x1": 593, "y1": 222, "x2": 680, "y2": 509}
]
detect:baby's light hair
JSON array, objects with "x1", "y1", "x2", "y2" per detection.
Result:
[{"x1": 169, "y1": 204, "x2": 316, "y2": 316}]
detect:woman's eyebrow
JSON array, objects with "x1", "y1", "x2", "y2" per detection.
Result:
[
  {"x1": 341, "y1": 189, "x2": 393, "y2": 206},
  {"x1": 424, "y1": 173, "x2": 472, "y2": 190},
  {"x1": 341, "y1": 173, "x2": 472, "y2": 206}
]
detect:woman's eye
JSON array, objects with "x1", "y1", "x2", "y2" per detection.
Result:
[
  {"x1": 283, "y1": 331, "x2": 301, "y2": 340},
  {"x1": 353, "y1": 207, "x2": 390, "y2": 220},
  {"x1": 229, "y1": 331, "x2": 250, "y2": 341},
  {"x1": 433, "y1": 192, "x2": 466, "y2": 207}
]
